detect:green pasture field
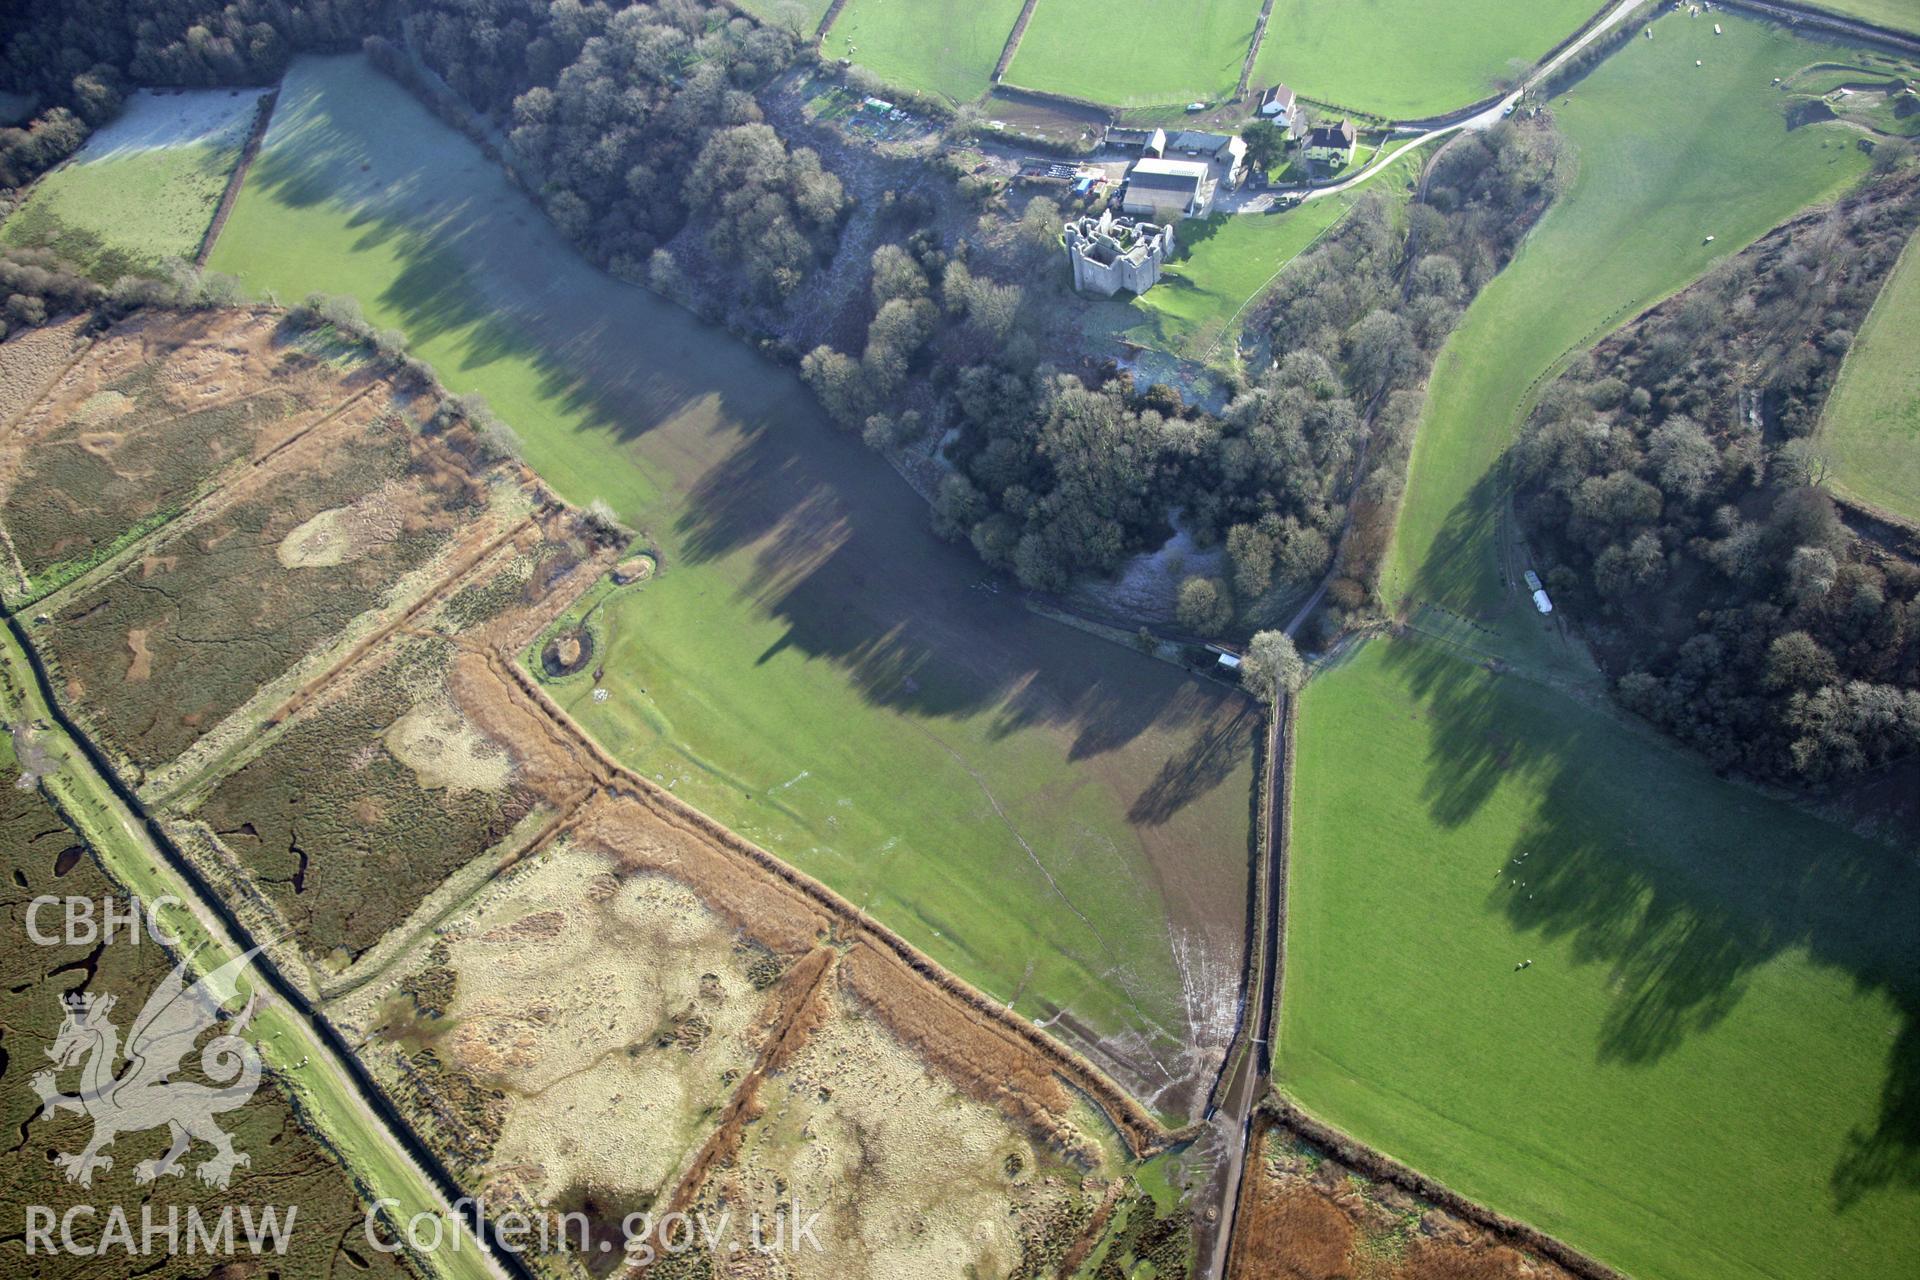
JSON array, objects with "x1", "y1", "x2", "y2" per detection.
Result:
[
  {"x1": 1252, "y1": 0, "x2": 1599, "y2": 121},
  {"x1": 1283, "y1": 633, "x2": 1920, "y2": 1280},
  {"x1": 824, "y1": 0, "x2": 1025, "y2": 103},
  {"x1": 1380, "y1": 12, "x2": 1872, "y2": 620},
  {"x1": 1820, "y1": 225, "x2": 1920, "y2": 521},
  {"x1": 207, "y1": 56, "x2": 1256, "y2": 1103},
  {"x1": 1006, "y1": 0, "x2": 1263, "y2": 107},
  {"x1": 1, "y1": 88, "x2": 264, "y2": 277},
  {"x1": 1806, "y1": 0, "x2": 1920, "y2": 34},
  {"x1": 1085, "y1": 148, "x2": 1421, "y2": 362}
]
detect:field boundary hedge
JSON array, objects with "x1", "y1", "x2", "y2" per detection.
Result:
[
  {"x1": 1723, "y1": 0, "x2": 1920, "y2": 54},
  {"x1": 195, "y1": 88, "x2": 278, "y2": 266},
  {"x1": 993, "y1": 0, "x2": 1042, "y2": 83}
]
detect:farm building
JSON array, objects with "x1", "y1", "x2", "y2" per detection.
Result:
[
  {"x1": 1304, "y1": 118, "x2": 1357, "y2": 165},
  {"x1": 1064, "y1": 209, "x2": 1176, "y2": 297},
  {"x1": 1105, "y1": 125, "x2": 1167, "y2": 156},
  {"x1": 1258, "y1": 83, "x2": 1298, "y2": 126},
  {"x1": 1122, "y1": 157, "x2": 1215, "y2": 219},
  {"x1": 1168, "y1": 129, "x2": 1249, "y2": 186},
  {"x1": 1208, "y1": 644, "x2": 1243, "y2": 671}
]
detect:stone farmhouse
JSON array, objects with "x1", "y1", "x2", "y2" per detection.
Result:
[{"x1": 1064, "y1": 209, "x2": 1176, "y2": 297}]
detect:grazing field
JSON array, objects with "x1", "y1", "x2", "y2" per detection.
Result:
[
  {"x1": 1006, "y1": 0, "x2": 1263, "y2": 106},
  {"x1": 1820, "y1": 226, "x2": 1920, "y2": 522},
  {"x1": 1282, "y1": 634, "x2": 1920, "y2": 1280},
  {"x1": 209, "y1": 55, "x2": 1254, "y2": 1113},
  {"x1": 0, "y1": 88, "x2": 265, "y2": 276},
  {"x1": 1381, "y1": 12, "x2": 1872, "y2": 618},
  {"x1": 1807, "y1": 0, "x2": 1920, "y2": 34},
  {"x1": 1085, "y1": 154, "x2": 1419, "y2": 361},
  {"x1": 0, "y1": 732, "x2": 416, "y2": 1280},
  {"x1": 824, "y1": 0, "x2": 1026, "y2": 103},
  {"x1": 1252, "y1": 0, "x2": 1597, "y2": 120}
]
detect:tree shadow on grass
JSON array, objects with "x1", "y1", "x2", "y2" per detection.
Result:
[
  {"x1": 236, "y1": 58, "x2": 1256, "y2": 832},
  {"x1": 1128, "y1": 701, "x2": 1258, "y2": 826},
  {"x1": 1377, "y1": 627, "x2": 1920, "y2": 1210}
]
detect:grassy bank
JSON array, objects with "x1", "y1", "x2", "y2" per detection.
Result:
[{"x1": 1820, "y1": 224, "x2": 1920, "y2": 522}]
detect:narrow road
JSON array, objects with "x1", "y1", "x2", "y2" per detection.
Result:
[{"x1": 1197, "y1": 695, "x2": 1287, "y2": 1280}]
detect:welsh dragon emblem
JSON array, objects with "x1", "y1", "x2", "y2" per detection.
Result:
[{"x1": 31, "y1": 947, "x2": 266, "y2": 1190}]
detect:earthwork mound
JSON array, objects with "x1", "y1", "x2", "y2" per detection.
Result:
[{"x1": 541, "y1": 626, "x2": 593, "y2": 678}]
